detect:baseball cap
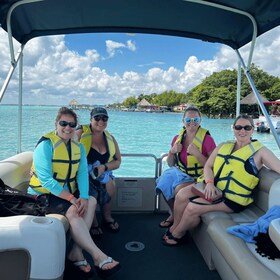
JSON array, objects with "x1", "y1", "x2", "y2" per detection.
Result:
[{"x1": 90, "y1": 107, "x2": 109, "y2": 118}]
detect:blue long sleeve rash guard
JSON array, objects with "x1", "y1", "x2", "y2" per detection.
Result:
[{"x1": 28, "y1": 139, "x2": 89, "y2": 199}]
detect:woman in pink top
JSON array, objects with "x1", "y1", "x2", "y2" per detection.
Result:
[{"x1": 156, "y1": 105, "x2": 216, "y2": 228}]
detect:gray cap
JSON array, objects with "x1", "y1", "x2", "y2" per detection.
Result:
[{"x1": 90, "y1": 107, "x2": 108, "y2": 118}]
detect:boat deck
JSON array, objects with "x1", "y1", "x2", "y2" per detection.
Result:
[{"x1": 63, "y1": 212, "x2": 221, "y2": 280}]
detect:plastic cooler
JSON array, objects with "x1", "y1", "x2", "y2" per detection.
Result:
[{"x1": 0, "y1": 215, "x2": 66, "y2": 280}]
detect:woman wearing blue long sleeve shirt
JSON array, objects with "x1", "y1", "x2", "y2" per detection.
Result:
[{"x1": 28, "y1": 107, "x2": 120, "y2": 278}]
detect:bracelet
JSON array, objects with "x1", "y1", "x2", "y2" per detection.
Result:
[
  {"x1": 66, "y1": 194, "x2": 74, "y2": 201},
  {"x1": 205, "y1": 180, "x2": 214, "y2": 184},
  {"x1": 104, "y1": 164, "x2": 108, "y2": 171}
]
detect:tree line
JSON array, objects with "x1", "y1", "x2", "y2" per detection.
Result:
[{"x1": 114, "y1": 64, "x2": 280, "y2": 117}]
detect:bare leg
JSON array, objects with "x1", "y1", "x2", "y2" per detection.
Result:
[
  {"x1": 160, "y1": 182, "x2": 193, "y2": 227},
  {"x1": 170, "y1": 185, "x2": 194, "y2": 231},
  {"x1": 174, "y1": 200, "x2": 232, "y2": 237},
  {"x1": 90, "y1": 212, "x2": 103, "y2": 236},
  {"x1": 102, "y1": 179, "x2": 119, "y2": 231},
  {"x1": 67, "y1": 196, "x2": 119, "y2": 270},
  {"x1": 159, "y1": 198, "x2": 174, "y2": 227},
  {"x1": 165, "y1": 196, "x2": 233, "y2": 245}
]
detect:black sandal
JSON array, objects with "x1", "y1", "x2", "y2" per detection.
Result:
[
  {"x1": 162, "y1": 232, "x2": 185, "y2": 246},
  {"x1": 159, "y1": 219, "x2": 174, "y2": 228},
  {"x1": 162, "y1": 228, "x2": 172, "y2": 240},
  {"x1": 90, "y1": 226, "x2": 103, "y2": 239},
  {"x1": 102, "y1": 220, "x2": 120, "y2": 233}
]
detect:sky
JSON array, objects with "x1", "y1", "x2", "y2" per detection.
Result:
[{"x1": 1, "y1": 26, "x2": 280, "y2": 106}]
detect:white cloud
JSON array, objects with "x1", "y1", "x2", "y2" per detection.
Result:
[
  {"x1": 1, "y1": 26, "x2": 280, "y2": 105},
  {"x1": 127, "y1": 40, "x2": 136, "y2": 52},
  {"x1": 137, "y1": 61, "x2": 165, "y2": 67},
  {"x1": 105, "y1": 39, "x2": 136, "y2": 58}
]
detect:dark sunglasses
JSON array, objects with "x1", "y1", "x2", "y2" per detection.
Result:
[
  {"x1": 58, "y1": 120, "x2": 77, "y2": 128},
  {"x1": 234, "y1": 125, "x2": 253, "y2": 131},
  {"x1": 93, "y1": 115, "x2": 108, "y2": 122}
]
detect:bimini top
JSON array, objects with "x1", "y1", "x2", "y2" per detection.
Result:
[{"x1": 1, "y1": 0, "x2": 280, "y2": 49}]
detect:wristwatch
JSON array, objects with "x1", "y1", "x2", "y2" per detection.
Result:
[{"x1": 104, "y1": 164, "x2": 108, "y2": 171}]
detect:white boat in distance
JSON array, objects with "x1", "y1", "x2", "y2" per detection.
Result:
[
  {"x1": 255, "y1": 100, "x2": 280, "y2": 134},
  {"x1": 1, "y1": 1, "x2": 280, "y2": 280},
  {"x1": 255, "y1": 115, "x2": 280, "y2": 134}
]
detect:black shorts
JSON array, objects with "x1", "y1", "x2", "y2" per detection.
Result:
[
  {"x1": 45, "y1": 190, "x2": 80, "y2": 215},
  {"x1": 223, "y1": 197, "x2": 247, "y2": 213}
]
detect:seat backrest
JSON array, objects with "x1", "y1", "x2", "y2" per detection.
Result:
[
  {"x1": 0, "y1": 151, "x2": 33, "y2": 191},
  {"x1": 257, "y1": 167, "x2": 280, "y2": 211}
]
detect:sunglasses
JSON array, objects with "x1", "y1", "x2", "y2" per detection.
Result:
[
  {"x1": 58, "y1": 120, "x2": 77, "y2": 128},
  {"x1": 234, "y1": 125, "x2": 253, "y2": 131},
  {"x1": 93, "y1": 115, "x2": 108, "y2": 122},
  {"x1": 184, "y1": 117, "x2": 201, "y2": 123}
]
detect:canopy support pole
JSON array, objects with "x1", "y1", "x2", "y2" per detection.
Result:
[
  {"x1": 3, "y1": 0, "x2": 43, "y2": 154},
  {"x1": 7, "y1": 0, "x2": 44, "y2": 65},
  {"x1": 236, "y1": 61, "x2": 241, "y2": 117},
  {"x1": 236, "y1": 49, "x2": 280, "y2": 149},
  {"x1": 0, "y1": 45, "x2": 24, "y2": 102},
  {"x1": 17, "y1": 52, "x2": 23, "y2": 154},
  {"x1": 186, "y1": 0, "x2": 261, "y2": 128}
]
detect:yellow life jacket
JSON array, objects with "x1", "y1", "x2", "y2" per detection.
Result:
[
  {"x1": 29, "y1": 131, "x2": 81, "y2": 194},
  {"x1": 175, "y1": 127, "x2": 209, "y2": 179},
  {"x1": 214, "y1": 140, "x2": 263, "y2": 206},
  {"x1": 80, "y1": 125, "x2": 116, "y2": 162}
]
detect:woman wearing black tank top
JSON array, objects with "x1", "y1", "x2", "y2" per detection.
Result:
[{"x1": 76, "y1": 107, "x2": 122, "y2": 237}]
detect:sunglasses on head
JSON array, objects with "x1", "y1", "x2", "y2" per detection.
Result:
[
  {"x1": 184, "y1": 117, "x2": 201, "y2": 123},
  {"x1": 58, "y1": 120, "x2": 77, "y2": 128},
  {"x1": 93, "y1": 115, "x2": 108, "y2": 122},
  {"x1": 234, "y1": 125, "x2": 253, "y2": 131}
]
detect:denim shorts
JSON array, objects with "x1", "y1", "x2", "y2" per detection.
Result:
[{"x1": 89, "y1": 178, "x2": 111, "y2": 207}]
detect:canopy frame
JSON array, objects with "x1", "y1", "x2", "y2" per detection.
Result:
[{"x1": 1, "y1": 0, "x2": 280, "y2": 152}]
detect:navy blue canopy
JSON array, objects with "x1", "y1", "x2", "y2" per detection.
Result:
[{"x1": 1, "y1": 0, "x2": 280, "y2": 49}]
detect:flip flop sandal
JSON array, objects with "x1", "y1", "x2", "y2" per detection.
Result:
[
  {"x1": 102, "y1": 220, "x2": 120, "y2": 233},
  {"x1": 159, "y1": 219, "x2": 174, "y2": 228},
  {"x1": 162, "y1": 233, "x2": 185, "y2": 246},
  {"x1": 95, "y1": 257, "x2": 121, "y2": 278},
  {"x1": 67, "y1": 259, "x2": 93, "y2": 277},
  {"x1": 162, "y1": 228, "x2": 172, "y2": 240}
]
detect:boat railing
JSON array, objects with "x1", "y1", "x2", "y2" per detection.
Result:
[
  {"x1": 112, "y1": 153, "x2": 169, "y2": 213},
  {"x1": 120, "y1": 153, "x2": 158, "y2": 177}
]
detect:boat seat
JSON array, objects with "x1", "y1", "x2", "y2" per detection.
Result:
[
  {"x1": 0, "y1": 152, "x2": 68, "y2": 280},
  {"x1": 0, "y1": 151, "x2": 70, "y2": 232},
  {"x1": 190, "y1": 167, "x2": 280, "y2": 280}
]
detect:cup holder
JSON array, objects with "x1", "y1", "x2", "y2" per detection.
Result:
[{"x1": 31, "y1": 217, "x2": 53, "y2": 225}]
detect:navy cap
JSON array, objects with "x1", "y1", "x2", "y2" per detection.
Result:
[{"x1": 90, "y1": 107, "x2": 108, "y2": 118}]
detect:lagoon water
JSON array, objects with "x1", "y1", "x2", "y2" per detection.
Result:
[{"x1": 0, "y1": 105, "x2": 279, "y2": 177}]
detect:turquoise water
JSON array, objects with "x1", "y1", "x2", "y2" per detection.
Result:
[{"x1": 1, "y1": 105, "x2": 279, "y2": 176}]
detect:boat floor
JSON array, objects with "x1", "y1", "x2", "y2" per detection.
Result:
[{"x1": 63, "y1": 212, "x2": 221, "y2": 280}]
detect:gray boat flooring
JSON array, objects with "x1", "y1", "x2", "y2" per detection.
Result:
[{"x1": 64, "y1": 212, "x2": 221, "y2": 280}]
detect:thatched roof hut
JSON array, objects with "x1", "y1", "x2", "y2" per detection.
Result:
[
  {"x1": 137, "y1": 98, "x2": 152, "y2": 106},
  {"x1": 69, "y1": 99, "x2": 79, "y2": 109},
  {"x1": 240, "y1": 92, "x2": 269, "y2": 104}
]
